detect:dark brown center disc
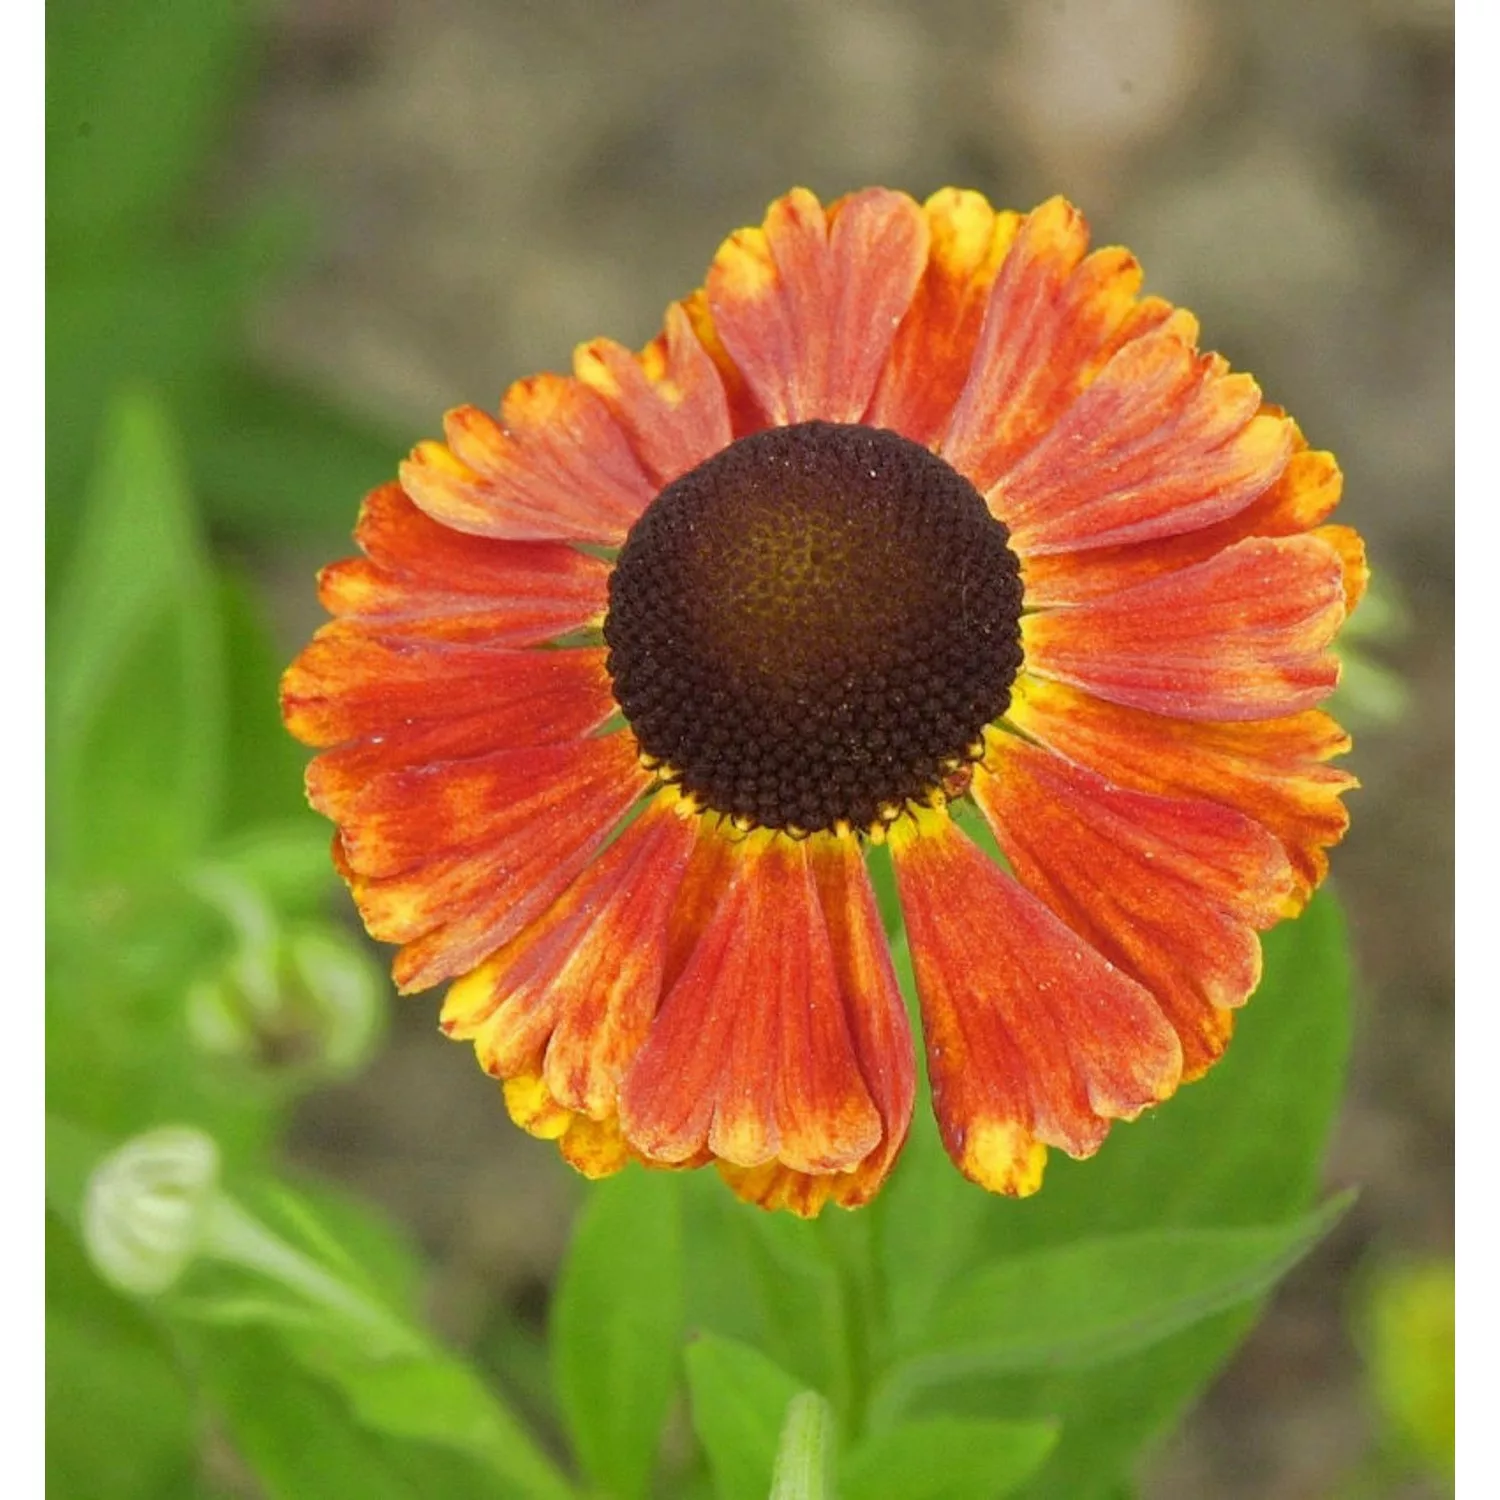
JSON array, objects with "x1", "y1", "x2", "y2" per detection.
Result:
[{"x1": 604, "y1": 421, "x2": 1024, "y2": 834}]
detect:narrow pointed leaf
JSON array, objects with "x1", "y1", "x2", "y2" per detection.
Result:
[
  {"x1": 841, "y1": 1418, "x2": 1059, "y2": 1500},
  {"x1": 769, "y1": 1391, "x2": 836, "y2": 1500},
  {"x1": 552, "y1": 1168, "x2": 685, "y2": 1499},
  {"x1": 874, "y1": 1194, "x2": 1351, "y2": 1424},
  {"x1": 685, "y1": 1334, "x2": 805, "y2": 1500}
]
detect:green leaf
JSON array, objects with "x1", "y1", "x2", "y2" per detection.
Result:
[
  {"x1": 877, "y1": 1104, "x2": 988, "y2": 1356},
  {"x1": 204, "y1": 817, "x2": 340, "y2": 914},
  {"x1": 768, "y1": 1391, "x2": 837, "y2": 1500},
  {"x1": 214, "y1": 568, "x2": 320, "y2": 833},
  {"x1": 873, "y1": 1194, "x2": 1351, "y2": 1424},
  {"x1": 244, "y1": 1175, "x2": 426, "y2": 1320},
  {"x1": 680, "y1": 1172, "x2": 777, "y2": 1347},
  {"x1": 46, "y1": 1216, "x2": 198, "y2": 1500},
  {"x1": 982, "y1": 892, "x2": 1353, "y2": 1248},
  {"x1": 48, "y1": 387, "x2": 224, "y2": 874},
  {"x1": 906, "y1": 892, "x2": 1354, "y2": 1499},
  {"x1": 46, "y1": 1114, "x2": 111, "y2": 1233},
  {"x1": 169, "y1": 1214, "x2": 575, "y2": 1498},
  {"x1": 840, "y1": 1418, "x2": 1058, "y2": 1500},
  {"x1": 188, "y1": 1326, "x2": 458, "y2": 1500},
  {"x1": 552, "y1": 1167, "x2": 685, "y2": 1499},
  {"x1": 1356, "y1": 1258, "x2": 1455, "y2": 1478},
  {"x1": 742, "y1": 1210, "x2": 854, "y2": 1407},
  {"x1": 318, "y1": 1353, "x2": 575, "y2": 1499},
  {"x1": 685, "y1": 1334, "x2": 806, "y2": 1500},
  {"x1": 46, "y1": 0, "x2": 259, "y2": 244},
  {"x1": 46, "y1": 250, "x2": 257, "y2": 582},
  {"x1": 187, "y1": 362, "x2": 405, "y2": 541}
]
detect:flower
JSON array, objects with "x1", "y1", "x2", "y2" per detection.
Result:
[{"x1": 282, "y1": 188, "x2": 1364, "y2": 1216}]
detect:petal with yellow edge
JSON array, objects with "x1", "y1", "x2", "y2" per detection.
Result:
[
  {"x1": 1004, "y1": 675, "x2": 1356, "y2": 911},
  {"x1": 1022, "y1": 534, "x2": 1347, "y2": 721},
  {"x1": 399, "y1": 377, "x2": 655, "y2": 545},
  {"x1": 574, "y1": 300, "x2": 734, "y2": 489},
  {"x1": 316, "y1": 483, "x2": 610, "y2": 645},
  {"x1": 993, "y1": 331, "x2": 1292, "y2": 556},
  {"x1": 1021, "y1": 427, "x2": 1345, "y2": 606},
  {"x1": 282, "y1": 628, "x2": 614, "y2": 750},
  {"x1": 619, "y1": 830, "x2": 883, "y2": 1178},
  {"x1": 866, "y1": 188, "x2": 1021, "y2": 447},
  {"x1": 330, "y1": 732, "x2": 650, "y2": 993},
  {"x1": 891, "y1": 807, "x2": 1182, "y2": 1195},
  {"x1": 973, "y1": 736, "x2": 1294, "y2": 1079},
  {"x1": 940, "y1": 196, "x2": 1174, "y2": 494},
  {"x1": 441, "y1": 799, "x2": 695, "y2": 1123},
  {"x1": 719, "y1": 832, "x2": 917, "y2": 1217},
  {"x1": 705, "y1": 187, "x2": 929, "y2": 426}
]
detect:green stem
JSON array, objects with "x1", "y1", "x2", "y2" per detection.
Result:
[
  {"x1": 201, "y1": 1196, "x2": 423, "y2": 1359},
  {"x1": 770, "y1": 1391, "x2": 837, "y2": 1500}
]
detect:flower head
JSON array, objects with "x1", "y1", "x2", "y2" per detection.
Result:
[{"x1": 282, "y1": 189, "x2": 1364, "y2": 1215}]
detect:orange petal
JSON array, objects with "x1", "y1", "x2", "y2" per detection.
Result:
[
  {"x1": 865, "y1": 189, "x2": 1021, "y2": 446},
  {"x1": 618, "y1": 831, "x2": 883, "y2": 1176},
  {"x1": 557, "y1": 1112, "x2": 635, "y2": 1179},
  {"x1": 678, "y1": 287, "x2": 765, "y2": 437},
  {"x1": 282, "y1": 627, "x2": 613, "y2": 750},
  {"x1": 499, "y1": 1075, "x2": 638, "y2": 1179},
  {"x1": 1021, "y1": 432, "x2": 1347, "y2": 606},
  {"x1": 327, "y1": 732, "x2": 650, "y2": 992},
  {"x1": 573, "y1": 300, "x2": 734, "y2": 488},
  {"x1": 1021, "y1": 535, "x2": 1347, "y2": 720},
  {"x1": 973, "y1": 738, "x2": 1294, "y2": 1080},
  {"x1": 718, "y1": 833, "x2": 918, "y2": 1217},
  {"x1": 890, "y1": 807, "x2": 1181, "y2": 1196},
  {"x1": 940, "y1": 197, "x2": 1178, "y2": 494},
  {"x1": 317, "y1": 483, "x2": 609, "y2": 645},
  {"x1": 398, "y1": 377, "x2": 656, "y2": 544},
  {"x1": 1004, "y1": 674, "x2": 1356, "y2": 910},
  {"x1": 1314, "y1": 523, "x2": 1370, "y2": 613},
  {"x1": 993, "y1": 330, "x2": 1292, "y2": 555},
  {"x1": 440, "y1": 799, "x2": 695, "y2": 1119},
  {"x1": 806, "y1": 834, "x2": 916, "y2": 1203},
  {"x1": 705, "y1": 187, "x2": 929, "y2": 425}
]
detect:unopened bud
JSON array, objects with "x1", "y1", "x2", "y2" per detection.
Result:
[
  {"x1": 82, "y1": 1126, "x2": 221, "y2": 1296},
  {"x1": 186, "y1": 925, "x2": 383, "y2": 1080}
]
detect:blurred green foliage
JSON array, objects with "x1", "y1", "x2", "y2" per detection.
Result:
[
  {"x1": 46, "y1": 0, "x2": 399, "y2": 590},
  {"x1": 1352, "y1": 1258, "x2": 1455, "y2": 1491},
  {"x1": 45, "y1": 4, "x2": 1362, "y2": 1497}
]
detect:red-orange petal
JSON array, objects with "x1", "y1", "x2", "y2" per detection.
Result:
[
  {"x1": 618, "y1": 830, "x2": 883, "y2": 1176},
  {"x1": 939, "y1": 197, "x2": 1178, "y2": 495},
  {"x1": 1004, "y1": 674, "x2": 1356, "y2": 910},
  {"x1": 1021, "y1": 535, "x2": 1347, "y2": 720},
  {"x1": 705, "y1": 187, "x2": 929, "y2": 426},
  {"x1": 327, "y1": 731, "x2": 650, "y2": 992},
  {"x1": 719, "y1": 833, "x2": 918, "y2": 1216},
  {"x1": 1314, "y1": 523, "x2": 1370, "y2": 614},
  {"x1": 439, "y1": 799, "x2": 696, "y2": 1118},
  {"x1": 1020, "y1": 430, "x2": 1349, "y2": 606},
  {"x1": 865, "y1": 189, "x2": 1021, "y2": 446},
  {"x1": 282, "y1": 627, "x2": 614, "y2": 751},
  {"x1": 678, "y1": 286, "x2": 765, "y2": 438},
  {"x1": 890, "y1": 807, "x2": 1182, "y2": 1196},
  {"x1": 993, "y1": 330, "x2": 1292, "y2": 556},
  {"x1": 399, "y1": 376, "x2": 656, "y2": 544},
  {"x1": 573, "y1": 300, "x2": 734, "y2": 488},
  {"x1": 317, "y1": 483, "x2": 609, "y2": 645},
  {"x1": 973, "y1": 737, "x2": 1294, "y2": 1079}
]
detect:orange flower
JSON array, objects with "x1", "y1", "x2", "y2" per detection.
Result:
[{"x1": 282, "y1": 189, "x2": 1364, "y2": 1216}]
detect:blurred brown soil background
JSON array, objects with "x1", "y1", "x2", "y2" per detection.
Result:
[{"x1": 232, "y1": 2, "x2": 1453, "y2": 1496}]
